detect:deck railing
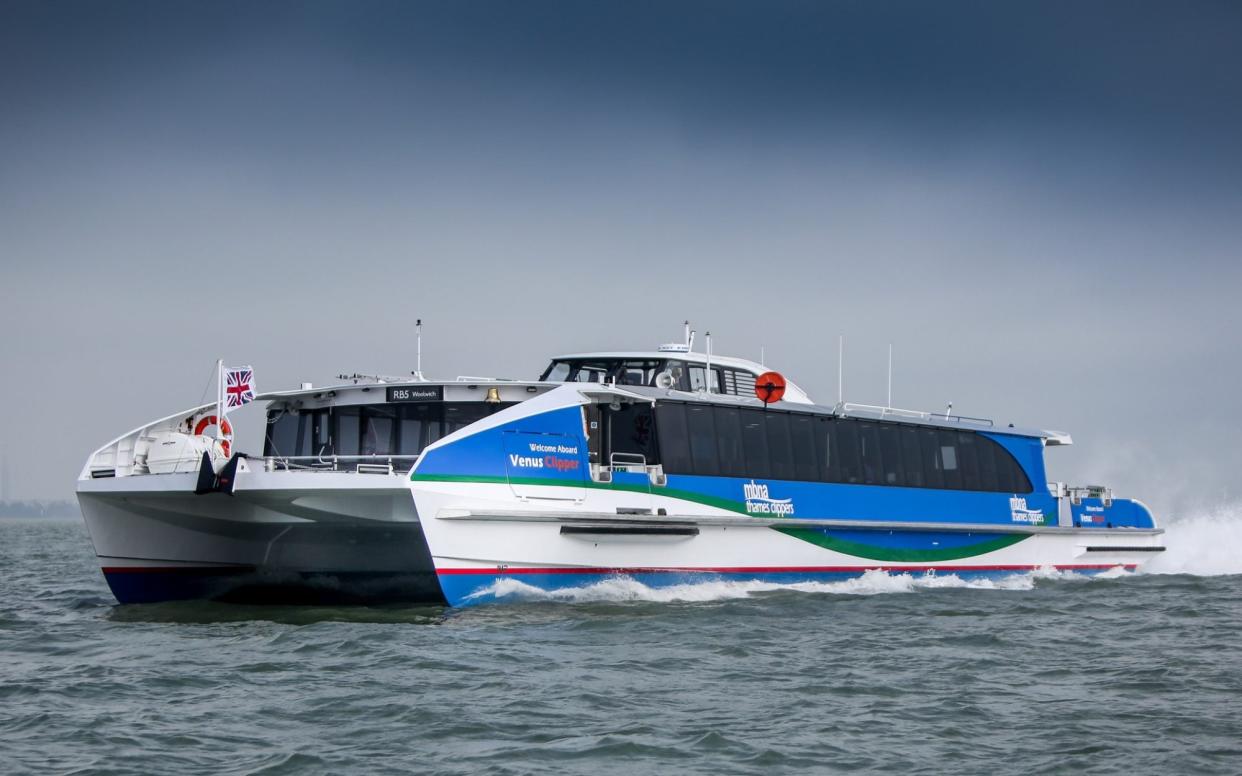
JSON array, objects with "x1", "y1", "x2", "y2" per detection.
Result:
[
  {"x1": 260, "y1": 455, "x2": 422, "y2": 474},
  {"x1": 833, "y1": 402, "x2": 994, "y2": 427}
]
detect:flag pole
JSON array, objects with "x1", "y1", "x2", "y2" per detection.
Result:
[{"x1": 216, "y1": 358, "x2": 224, "y2": 440}]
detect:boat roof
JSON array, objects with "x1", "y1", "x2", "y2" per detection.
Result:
[
  {"x1": 606, "y1": 384, "x2": 1069, "y2": 442},
  {"x1": 550, "y1": 350, "x2": 771, "y2": 373}
]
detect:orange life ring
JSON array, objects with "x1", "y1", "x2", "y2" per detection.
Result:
[{"x1": 194, "y1": 415, "x2": 233, "y2": 457}]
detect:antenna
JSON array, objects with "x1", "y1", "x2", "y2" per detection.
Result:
[
  {"x1": 704, "y1": 331, "x2": 712, "y2": 394},
  {"x1": 684, "y1": 320, "x2": 691, "y2": 350},
  {"x1": 413, "y1": 319, "x2": 425, "y2": 381},
  {"x1": 837, "y1": 334, "x2": 844, "y2": 406},
  {"x1": 760, "y1": 345, "x2": 765, "y2": 366},
  {"x1": 688, "y1": 328, "x2": 696, "y2": 353},
  {"x1": 887, "y1": 343, "x2": 893, "y2": 408}
]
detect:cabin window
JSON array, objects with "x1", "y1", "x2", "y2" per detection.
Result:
[
  {"x1": 984, "y1": 436, "x2": 1033, "y2": 494},
  {"x1": 265, "y1": 409, "x2": 301, "y2": 457},
  {"x1": 361, "y1": 406, "x2": 396, "y2": 456},
  {"x1": 655, "y1": 403, "x2": 694, "y2": 474},
  {"x1": 956, "y1": 432, "x2": 982, "y2": 490},
  {"x1": 836, "y1": 419, "x2": 862, "y2": 484},
  {"x1": 686, "y1": 405, "x2": 720, "y2": 476},
  {"x1": 877, "y1": 424, "x2": 904, "y2": 486},
  {"x1": 398, "y1": 403, "x2": 436, "y2": 456},
  {"x1": 543, "y1": 361, "x2": 571, "y2": 381},
  {"x1": 815, "y1": 417, "x2": 839, "y2": 482},
  {"x1": 334, "y1": 407, "x2": 361, "y2": 457},
  {"x1": 937, "y1": 430, "x2": 962, "y2": 489},
  {"x1": 607, "y1": 402, "x2": 658, "y2": 465},
  {"x1": 571, "y1": 362, "x2": 611, "y2": 383},
  {"x1": 740, "y1": 409, "x2": 771, "y2": 478},
  {"x1": 790, "y1": 414, "x2": 819, "y2": 481},
  {"x1": 764, "y1": 412, "x2": 796, "y2": 480},
  {"x1": 899, "y1": 426, "x2": 924, "y2": 487},
  {"x1": 650, "y1": 400, "x2": 1034, "y2": 493},
  {"x1": 857, "y1": 422, "x2": 883, "y2": 485},
  {"x1": 687, "y1": 366, "x2": 721, "y2": 393},
  {"x1": 976, "y1": 433, "x2": 1001, "y2": 491},
  {"x1": 311, "y1": 410, "x2": 332, "y2": 456},
  {"x1": 919, "y1": 428, "x2": 943, "y2": 489},
  {"x1": 714, "y1": 406, "x2": 747, "y2": 477}
]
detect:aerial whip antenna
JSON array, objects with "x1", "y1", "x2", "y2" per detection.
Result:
[
  {"x1": 887, "y1": 343, "x2": 893, "y2": 408},
  {"x1": 412, "y1": 319, "x2": 425, "y2": 381},
  {"x1": 704, "y1": 331, "x2": 713, "y2": 394},
  {"x1": 837, "y1": 334, "x2": 844, "y2": 406}
]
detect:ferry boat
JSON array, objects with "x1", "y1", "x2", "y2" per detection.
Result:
[
  {"x1": 408, "y1": 361, "x2": 1165, "y2": 606},
  {"x1": 75, "y1": 326, "x2": 794, "y2": 604}
]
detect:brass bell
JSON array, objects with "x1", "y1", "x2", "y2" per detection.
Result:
[{"x1": 484, "y1": 386, "x2": 502, "y2": 404}]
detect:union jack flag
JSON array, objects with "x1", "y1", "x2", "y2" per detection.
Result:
[{"x1": 225, "y1": 367, "x2": 255, "y2": 409}]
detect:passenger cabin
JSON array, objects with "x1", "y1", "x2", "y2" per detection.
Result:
[
  {"x1": 585, "y1": 390, "x2": 1041, "y2": 495},
  {"x1": 260, "y1": 381, "x2": 550, "y2": 471}
]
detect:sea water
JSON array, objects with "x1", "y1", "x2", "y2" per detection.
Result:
[{"x1": 1, "y1": 511, "x2": 1240, "y2": 775}]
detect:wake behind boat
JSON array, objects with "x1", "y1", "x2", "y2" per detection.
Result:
[{"x1": 408, "y1": 356, "x2": 1165, "y2": 606}]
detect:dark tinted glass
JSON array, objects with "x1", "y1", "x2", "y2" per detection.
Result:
[
  {"x1": 335, "y1": 407, "x2": 361, "y2": 456},
  {"x1": 398, "y1": 403, "x2": 437, "y2": 455},
  {"x1": 976, "y1": 433, "x2": 1000, "y2": 491},
  {"x1": 444, "y1": 403, "x2": 490, "y2": 435},
  {"x1": 985, "y1": 436, "x2": 1033, "y2": 494},
  {"x1": 765, "y1": 412, "x2": 795, "y2": 480},
  {"x1": 609, "y1": 403, "x2": 658, "y2": 464},
  {"x1": 937, "y1": 430, "x2": 962, "y2": 489},
  {"x1": 686, "y1": 405, "x2": 720, "y2": 476},
  {"x1": 740, "y1": 410, "x2": 770, "y2": 479},
  {"x1": 360, "y1": 406, "x2": 396, "y2": 456},
  {"x1": 790, "y1": 415, "x2": 819, "y2": 481},
  {"x1": 265, "y1": 410, "x2": 300, "y2": 457},
  {"x1": 857, "y1": 422, "x2": 883, "y2": 485},
  {"x1": 816, "y1": 418, "x2": 839, "y2": 482},
  {"x1": 714, "y1": 406, "x2": 746, "y2": 477},
  {"x1": 920, "y1": 428, "x2": 943, "y2": 489},
  {"x1": 900, "y1": 426, "x2": 924, "y2": 487},
  {"x1": 655, "y1": 404, "x2": 693, "y2": 474},
  {"x1": 878, "y1": 424, "x2": 904, "y2": 486},
  {"x1": 837, "y1": 419, "x2": 862, "y2": 483},
  {"x1": 956, "y1": 431, "x2": 981, "y2": 490}
]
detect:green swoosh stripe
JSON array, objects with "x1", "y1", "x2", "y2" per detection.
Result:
[
  {"x1": 411, "y1": 473, "x2": 1032, "y2": 561},
  {"x1": 774, "y1": 526, "x2": 1030, "y2": 562}
]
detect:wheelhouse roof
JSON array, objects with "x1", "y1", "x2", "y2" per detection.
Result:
[{"x1": 550, "y1": 351, "x2": 770, "y2": 373}]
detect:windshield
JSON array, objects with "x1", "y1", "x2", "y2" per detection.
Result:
[{"x1": 540, "y1": 359, "x2": 665, "y2": 385}]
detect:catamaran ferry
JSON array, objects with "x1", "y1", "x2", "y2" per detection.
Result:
[
  {"x1": 75, "y1": 326, "x2": 794, "y2": 604},
  {"x1": 408, "y1": 355, "x2": 1164, "y2": 606}
]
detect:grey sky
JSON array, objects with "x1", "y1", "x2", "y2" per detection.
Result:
[{"x1": 2, "y1": 1, "x2": 1240, "y2": 513}]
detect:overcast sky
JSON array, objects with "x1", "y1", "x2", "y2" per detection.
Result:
[{"x1": 2, "y1": 1, "x2": 1239, "y2": 514}]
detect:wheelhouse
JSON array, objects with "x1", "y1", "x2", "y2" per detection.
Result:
[{"x1": 540, "y1": 352, "x2": 813, "y2": 403}]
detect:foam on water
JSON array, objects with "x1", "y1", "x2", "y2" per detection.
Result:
[
  {"x1": 1145, "y1": 499, "x2": 1242, "y2": 576},
  {"x1": 473, "y1": 567, "x2": 1091, "y2": 605}
]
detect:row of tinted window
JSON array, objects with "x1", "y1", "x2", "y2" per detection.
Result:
[
  {"x1": 654, "y1": 403, "x2": 1032, "y2": 493},
  {"x1": 264, "y1": 402, "x2": 505, "y2": 459}
]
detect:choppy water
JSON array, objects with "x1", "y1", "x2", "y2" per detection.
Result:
[{"x1": 2, "y1": 513, "x2": 1241, "y2": 775}]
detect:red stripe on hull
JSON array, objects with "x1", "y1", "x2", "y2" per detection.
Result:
[{"x1": 436, "y1": 563, "x2": 1138, "y2": 576}]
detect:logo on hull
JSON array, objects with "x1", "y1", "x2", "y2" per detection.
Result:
[
  {"x1": 743, "y1": 480, "x2": 795, "y2": 517},
  {"x1": 1009, "y1": 497, "x2": 1046, "y2": 524}
]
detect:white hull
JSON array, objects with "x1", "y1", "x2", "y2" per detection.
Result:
[{"x1": 412, "y1": 482, "x2": 1165, "y2": 605}]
